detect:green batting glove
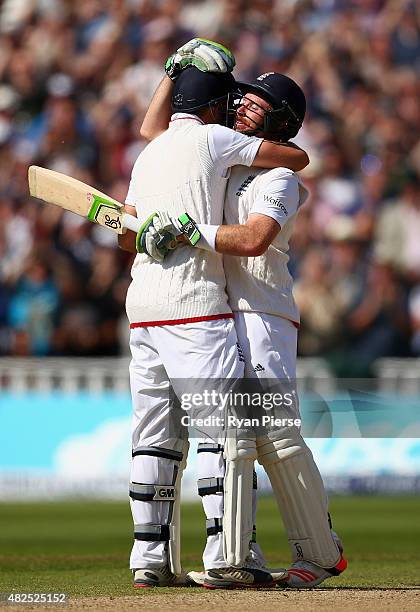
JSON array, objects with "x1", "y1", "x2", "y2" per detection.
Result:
[
  {"x1": 176, "y1": 212, "x2": 201, "y2": 246},
  {"x1": 136, "y1": 211, "x2": 201, "y2": 262},
  {"x1": 136, "y1": 212, "x2": 179, "y2": 262},
  {"x1": 165, "y1": 38, "x2": 235, "y2": 81}
]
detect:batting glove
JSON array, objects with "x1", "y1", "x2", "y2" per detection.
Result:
[
  {"x1": 136, "y1": 211, "x2": 180, "y2": 262},
  {"x1": 165, "y1": 38, "x2": 235, "y2": 81},
  {"x1": 136, "y1": 211, "x2": 201, "y2": 262}
]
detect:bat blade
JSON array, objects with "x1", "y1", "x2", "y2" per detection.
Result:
[{"x1": 28, "y1": 165, "x2": 128, "y2": 234}]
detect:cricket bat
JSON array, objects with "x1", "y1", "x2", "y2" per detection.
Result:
[{"x1": 28, "y1": 165, "x2": 142, "y2": 234}]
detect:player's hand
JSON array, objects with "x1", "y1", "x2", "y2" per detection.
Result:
[
  {"x1": 136, "y1": 211, "x2": 202, "y2": 261},
  {"x1": 165, "y1": 38, "x2": 235, "y2": 81},
  {"x1": 136, "y1": 211, "x2": 180, "y2": 262}
]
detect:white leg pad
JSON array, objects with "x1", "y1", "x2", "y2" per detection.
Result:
[
  {"x1": 169, "y1": 438, "x2": 189, "y2": 575},
  {"x1": 223, "y1": 434, "x2": 257, "y2": 566},
  {"x1": 129, "y1": 440, "x2": 187, "y2": 574},
  {"x1": 257, "y1": 432, "x2": 340, "y2": 568},
  {"x1": 197, "y1": 441, "x2": 226, "y2": 570}
]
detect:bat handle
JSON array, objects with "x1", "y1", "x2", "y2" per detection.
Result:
[{"x1": 122, "y1": 213, "x2": 142, "y2": 233}]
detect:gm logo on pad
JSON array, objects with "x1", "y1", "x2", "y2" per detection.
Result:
[{"x1": 154, "y1": 486, "x2": 175, "y2": 500}]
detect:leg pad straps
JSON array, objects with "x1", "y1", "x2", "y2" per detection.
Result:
[
  {"x1": 134, "y1": 524, "x2": 170, "y2": 541},
  {"x1": 129, "y1": 483, "x2": 176, "y2": 502}
]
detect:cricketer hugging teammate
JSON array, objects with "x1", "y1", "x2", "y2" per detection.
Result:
[{"x1": 113, "y1": 38, "x2": 348, "y2": 590}]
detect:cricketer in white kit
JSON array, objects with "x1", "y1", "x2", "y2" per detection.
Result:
[
  {"x1": 118, "y1": 40, "x2": 309, "y2": 589},
  {"x1": 140, "y1": 66, "x2": 347, "y2": 589}
]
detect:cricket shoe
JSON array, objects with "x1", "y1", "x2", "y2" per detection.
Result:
[
  {"x1": 187, "y1": 553, "x2": 287, "y2": 588},
  {"x1": 283, "y1": 552, "x2": 347, "y2": 589},
  {"x1": 203, "y1": 566, "x2": 276, "y2": 589},
  {"x1": 187, "y1": 567, "x2": 287, "y2": 588},
  {"x1": 133, "y1": 565, "x2": 187, "y2": 588},
  {"x1": 203, "y1": 552, "x2": 285, "y2": 590},
  {"x1": 185, "y1": 570, "x2": 205, "y2": 586}
]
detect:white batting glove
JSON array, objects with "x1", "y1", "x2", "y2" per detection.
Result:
[
  {"x1": 165, "y1": 38, "x2": 235, "y2": 81},
  {"x1": 136, "y1": 211, "x2": 180, "y2": 262},
  {"x1": 136, "y1": 211, "x2": 202, "y2": 262}
]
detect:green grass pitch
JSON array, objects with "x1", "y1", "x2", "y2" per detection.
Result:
[{"x1": 0, "y1": 496, "x2": 419, "y2": 597}]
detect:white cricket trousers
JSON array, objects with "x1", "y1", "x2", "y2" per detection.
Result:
[
  {"x1": 199, "y1": 312, "x2": 339, "y2": 570},
  {"x1": 128, "y1": 317, "x2": 243, "y2": 570},
  {"x1": 235, "y1": 312, "x2": 339, "y2": 568},
  {"x1": 234, "y1": 311, "x2": 298, "y2": 382},
  {"x1": 200, "y1": 311, "x2": 299, "y2": 569}
]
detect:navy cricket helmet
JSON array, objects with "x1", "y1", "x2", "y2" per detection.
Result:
[
  {"x1": 237, "y1": 72, "x2": 306, "y2": 140},
  {"x1": 172, "y1": 66, "x2": 237, "y2": 116}
]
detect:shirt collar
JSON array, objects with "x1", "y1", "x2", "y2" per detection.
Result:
[{"x1": 170, "y1": 112, "x2": 205, "y2": 125}]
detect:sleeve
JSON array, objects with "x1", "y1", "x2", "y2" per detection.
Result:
[
  {"x1": 208, "y1": 124, "x2": 263, "y2": 170},
  {"x1": 125, "y1": 176, "x2": 137, "y2": 207},
  {"x1": 125, "y1": 157, "x2": 143, "y2": 207},
  {"x1": 249, "y1": 170, "x2": 300, "y2": 227}
]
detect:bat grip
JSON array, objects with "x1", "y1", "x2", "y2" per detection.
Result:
[{"x1": 122, "y1": 213, "x2": 142, "y2": 233}]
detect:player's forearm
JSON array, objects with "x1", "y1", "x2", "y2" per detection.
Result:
[
  {"x1": 194, "y1": 212, "x2": 281, "y2": 257},
  {"x1": 118, "y1": 204, "x2": 138, "y2": 252},
  {"x1": 196, "y1": 224, "x2": 270, "y2": 257},
  {"x1": 254, "y1": 141, "x2": 309, "y2": 171},
  {"x1": 217, "y1": 225, "x2": 265, "y2": 256},
  {"x1": 118, "y1": 229, "x2": 137, "y2": 253},
  {"x1": 140, "y1": 76, "x2": 173, "y2": 141}
]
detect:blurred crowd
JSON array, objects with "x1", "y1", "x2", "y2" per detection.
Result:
[{"x1": 0, "y1": 0, "x2": 419, "y2": 375}]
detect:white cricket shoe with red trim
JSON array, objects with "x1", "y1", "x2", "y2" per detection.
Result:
[{"x1": 284, "y1": 552, "x2": 347, "y2": 588}]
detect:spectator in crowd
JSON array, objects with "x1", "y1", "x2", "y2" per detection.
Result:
[
  {"x1": 334, "y1": 261, "x2": 410, "y2": 376},
  {"x1": 0, "y1": 0, "x2": 418, "y2": 375},
  {"x1": 374, "y1": 177, "x2": 420, "y2": 286},
  {"x1": 7, "y1": 252, "x2": 60, "y2": 356},
  {"x1": 294, "y1": 246, "x2": 345, "y2": 357},
  {"x1": 326, "y1": 217, "x2": 368, "y2": 319}
]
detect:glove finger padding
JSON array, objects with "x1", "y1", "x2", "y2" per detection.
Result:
[
  {"x1": 152, "y1": 210, "x2": 175, "y2": 233},
  {"x1": 136, "y1": 211, "x2": 181, "y2": 261},
  {"x1": 165, "y1": 38, "x2": 235, "y2": 80},
  {"x1": 192, "y1": 38, "x2": 235, "y2": 71},
  {"x1": 190, "y1": 38, "x2": 235, "y2": 69},
  {"x1": 178, "y1": 38, "x2": 235, "y2": 72},
  {"x1": 152, "y1": 212, "x2": 179, "y2": 251},
  {"x1": 144, "y1": 228, "x2": 164, "y2": 262},
  {"x1": 190, "y1": 45, "x2": 227, "y2": 72},
  {"x1": 144, "y1": 222, "x2": 175, "y2": 262}
]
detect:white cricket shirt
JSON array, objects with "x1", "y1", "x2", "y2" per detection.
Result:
[
  {"x1": 125, "y1": 114, "x2": 263, "y2": 325},
  {"x1": 224, "y1": 166, "x2": 308, "y2": 324}
]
